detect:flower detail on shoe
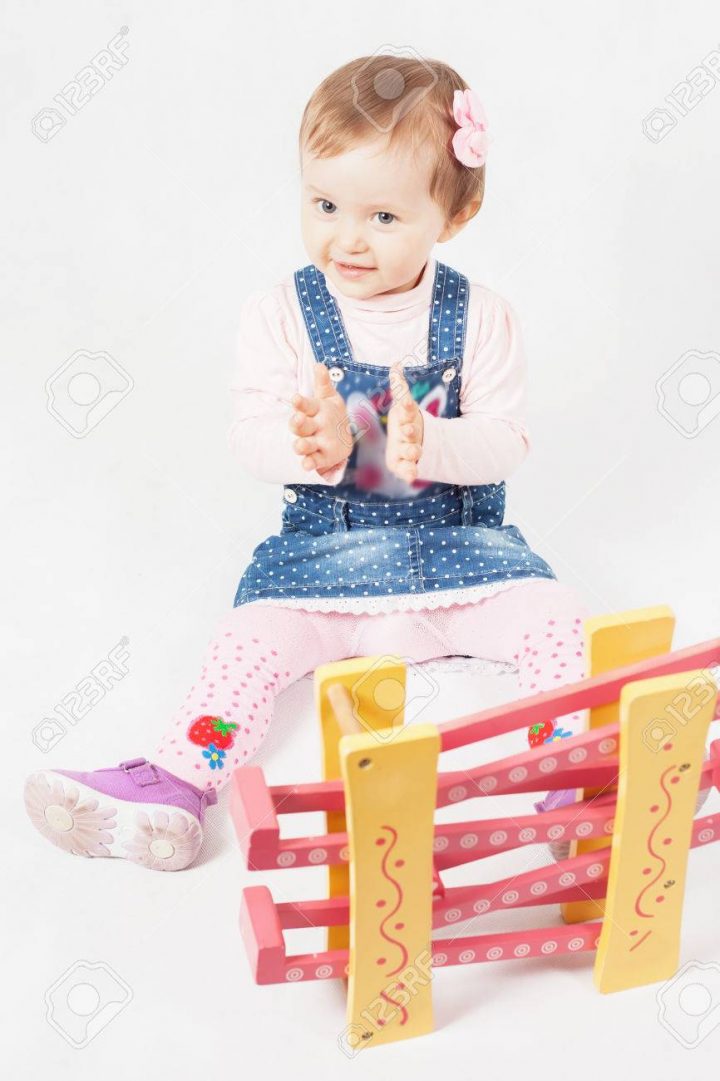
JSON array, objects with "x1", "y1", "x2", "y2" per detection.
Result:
[
  {"x1": 201, "y1": 743, "x2": 225, "y2": 770},
  {"x1": 122, "y1": 809, "x2": 202, "y2": 871},
  {"x1": 24, "y1": 774, "x2": 116, "y2": 857}
]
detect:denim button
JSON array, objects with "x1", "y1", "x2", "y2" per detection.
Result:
[
  {"x1": 442, "y1": 366, "x2": 456, "y2": 383},
  {"x1": 329, "y1": 366, "x2": 344, "y2": 382},
  {"x1": 283, "y1": 488, "x2": 297, "y2": 503}
]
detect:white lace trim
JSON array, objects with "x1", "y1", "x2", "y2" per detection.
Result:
[
  {"x1": 409, "y1": 655, "x2": 517, "y2": 676},
  {"x1": 246, "y1": 580, "x2": 521, "y2": 615},
  {"x1": 298, "y1": 655, "x2": 517, "y2": 678}
]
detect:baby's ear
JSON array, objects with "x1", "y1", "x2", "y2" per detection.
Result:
[{"x1": 438, "y1": 197, "x2": 483, "y2": 242}]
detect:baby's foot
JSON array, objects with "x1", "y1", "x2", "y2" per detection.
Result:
[
  {"x1": 533, "y1": 787, "x2": 578, "y2": 863},
  {"x1": 24, "y1": 757, "x2": 217, "y2": 871}
]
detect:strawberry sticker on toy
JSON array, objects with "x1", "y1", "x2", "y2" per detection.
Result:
[
  {"x1": 527, "y1": 720, "x2": 553, "y2": 748},
  {"x1": 187, "y1": 715, "x2": 239, "y2": 751}
]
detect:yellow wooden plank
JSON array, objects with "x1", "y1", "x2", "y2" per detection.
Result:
[
  {"x1": 339, "y1": 723, "x2": 440, "y2": 1049},
  {"x1": 594, "y1": 669, "x2": 716, "y2": 992},
  {"x1": 315, "y1": 656, "x2": 407, "y2": 952},
  {"x1": 562, "y1": 606, "x2": 676, "y2": 924}
]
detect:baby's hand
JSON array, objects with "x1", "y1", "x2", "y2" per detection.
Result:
[
  {"x1": 289, "y1": 362, "x2": 352, "y2": 474},
  {"x1": 386, "y1": 362, "x2": 424, "y2": 484}
]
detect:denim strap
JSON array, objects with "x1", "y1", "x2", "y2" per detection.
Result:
[{"x1": 294, "y1": 261, "x2": 469, "y2": 372}]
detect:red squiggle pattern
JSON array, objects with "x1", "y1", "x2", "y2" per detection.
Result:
[
  {"x1": 629, "y1": 930, "x2": 652, "y2": 952},
  {"x1": 636, "y1": 766, "x2": 676, "y2": 918},
  {"x1": 379, "y1": 989, "x2": 409, "y2": 1026},
  {"x1": 378, "y1": 825, "x2": 409, "y2": 977}
]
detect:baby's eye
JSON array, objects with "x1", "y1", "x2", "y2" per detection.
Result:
[
  {"x1": 315, "y1": 199, "x2": 336, "y2": 215},
  {"x1": 374, "y1": 211, "x2": 396, "y2": 225}
]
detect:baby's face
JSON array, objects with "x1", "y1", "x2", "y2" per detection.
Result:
[{"x1": 300, "y1": 136, "x2": 448, "y2": 298}]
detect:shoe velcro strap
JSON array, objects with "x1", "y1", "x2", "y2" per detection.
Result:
[{"x1": 119, "y1": 758, "x2": 160, "y2": 787}]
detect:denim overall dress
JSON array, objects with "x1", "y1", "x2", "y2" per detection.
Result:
[{"x1": 233, "y1": 260, "x2": 556, "y2": 609}]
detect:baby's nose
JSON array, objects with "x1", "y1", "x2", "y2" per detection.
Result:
[{"x1": 336, "y1": 220, "x2": 368, "y2": 253}]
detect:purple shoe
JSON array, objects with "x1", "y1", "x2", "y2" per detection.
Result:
[
  {"x1": 534, "y1": 787, "x2": 578, "y2": 862},
  {"x1": 24, "y1": 758, "x2": 218, "y2": 871}
]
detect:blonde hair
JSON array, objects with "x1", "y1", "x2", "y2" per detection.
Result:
[{"x1": 299, "y1": 54, "x2": 485, "y2": 223}]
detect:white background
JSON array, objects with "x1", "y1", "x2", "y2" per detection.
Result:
[{"x1": 2, "y1": 1, "x2": 720, "y2": 1077}]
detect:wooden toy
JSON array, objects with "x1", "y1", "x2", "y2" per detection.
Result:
[{"x1": 230, "y1": 605, "x2": 720, "y2": 1050}]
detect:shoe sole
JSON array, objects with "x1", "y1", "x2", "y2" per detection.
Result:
[{"x1": 24, "y1": 770, "x2": 203, "y2": 871}]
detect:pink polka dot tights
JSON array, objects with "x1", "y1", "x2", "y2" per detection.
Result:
[{"x1": 155, "y1": 579, "x2": 593, "y2": 792}]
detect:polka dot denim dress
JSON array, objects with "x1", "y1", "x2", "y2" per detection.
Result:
[{"x1": 233, "y1": 261, "x2": 557, "y2": 609}]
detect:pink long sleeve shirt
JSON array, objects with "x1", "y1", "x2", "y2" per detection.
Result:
[{"x1": 227, "y1": 256, "x2": 535, "y2": 614}]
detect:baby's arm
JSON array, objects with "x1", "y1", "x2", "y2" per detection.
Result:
[
  {"x1": 227, "y1": 289, "x2": 348, "y2": 486},
  {"x1": 412, "y1": 290, "x2": 531, "y2": 486}
]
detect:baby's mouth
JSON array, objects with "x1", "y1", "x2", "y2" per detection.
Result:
[{"x1": 333, "y1": 260, "x2": 375, "y2": 277}]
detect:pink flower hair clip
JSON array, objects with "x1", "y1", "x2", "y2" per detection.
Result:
[{"x1": 451, "y1": 88, "x2": 490, "y2": 168}]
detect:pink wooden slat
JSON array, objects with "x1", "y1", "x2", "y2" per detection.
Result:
[
  {"x1": 269, "y1": 779, "x2": 345, "y2": 815},
  {"x1": 258, "y1": 813, "x2": 720, "y2": 935},
  {"x1": 432, "y1": 851, "x2": 610, "y2": 925},
  {"x1": 263, "y1": 762, "x2": 616, "y2": 816},
  {"x1": 263, "y1": 726, "x2": 619, "y2": 816},
  {"x1": 271, "y1": 848, "x2": 610, "y2": 931},
  {"x1": 431, "y1": 794, "x2": 617, "y2": 868},
  {"x1": 240, "y1": 885, "x2": 286, "y2": 984},
  {"x1": 437, "y1": 722, "x2": 621, "y2": 804},
  {"x1": 237, "y1": 769, "x2": 718, "y2": 872},
  {"x1": 240, "y1": 812, "x2": 720, "y2": 984},
  {"x1": 438, "y1": 637, "x2": 720, "y2": 750},
  {"x1": 238, "y1": 794, "x2": 613, "y2": 871},
  {"x1": 262, "y1": 722, "x2": 717, "y2": 819},
  {"x1": 245, "y1": 923, "x2": 605, "y2": 984},
  {"x1": 230, "y1": 767, "x2": 279, "y2": 868},
  {"x1": 344, "y1": 802, "x2": 716, "y2": 875},
  {"x1": 429, "y1": 924, "x2": 602, "y2": 967}
]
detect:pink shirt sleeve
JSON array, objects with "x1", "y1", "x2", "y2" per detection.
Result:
[
  {"x1": 226, "y1": 289, "x2": 348, "y2": 486},
  {"x1": 416, "y1": 289, "x2": 531, "y2": 485},
  {"x1": 227, "y1": 277, "x2": 530, "y2": 490}
]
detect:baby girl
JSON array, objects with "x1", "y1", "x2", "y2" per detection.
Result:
[{"x1": 25, "y1": 54, "x2": 600, "y2": 871}]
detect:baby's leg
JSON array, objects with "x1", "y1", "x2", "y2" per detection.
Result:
[
  {"x1": 425, "y1": 579, "x2": 591, "y2": 730},
  {"x1": 24, "y1": 603, "x2": 361, "y2": 871},
  {"x1": 156, "y1": 603, "x2": 362, "y2": 791},
  {"x1": 425, "y1": 579, "x2": 592, "y2": 849}
]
